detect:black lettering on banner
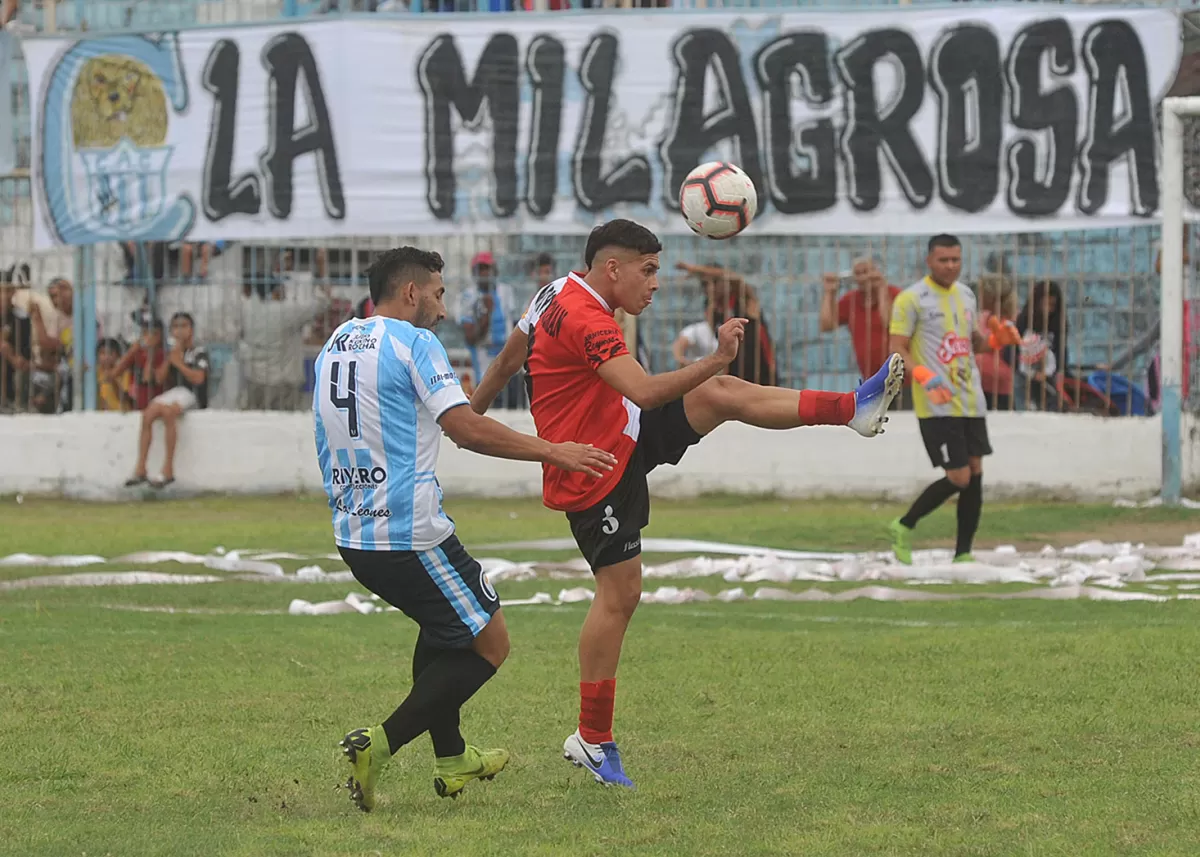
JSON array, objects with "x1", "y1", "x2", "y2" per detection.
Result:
[
  {"x1": 573, "y1": 33, "x2": 651, "y2": 212},
  {"x1": 753, "y1": 33, "x2": 836, "y2": 215},
  {"x1": 1004, "y1": 19, "x2": 1077, "y2": 217},
  {"x1": 835, "y1": 28, "x2": 934, "y2": 211},
  {"x1": 660, "y1": 29, "x2": 764, "y2": 212},
  {"x1": 928, "y1": 25, "x2": 1003, "y2": 213},
  {"x1": 1077, "y1": 20, "x2": 1158, "y2": 216},
  {"x1": 201, "y1": 40, "x2": 262, "y2": 220},
  {"x1": 260, "y1": 33, "x2": 346, "y2": 220},
  {"x1": 417, "y1": 33, "x2": 520, "y2": 220},
  {"x1": 525, "y1": 35, "x2": 565, "y2": 217}
]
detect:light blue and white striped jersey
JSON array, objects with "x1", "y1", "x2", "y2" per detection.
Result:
[{"x1": 313, "y1": 316, "x2": 469, "y2": 551}]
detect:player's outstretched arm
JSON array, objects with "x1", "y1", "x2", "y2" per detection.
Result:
[
  {"x1": 470, "y1": 327, "x2": 529, "y2": 415},
  {"x1": 439, "y1": 404, "x2": 617, "y2": 478},
  {"x1": 597, "y1": 318, "x2": 746, "y2": 410}
]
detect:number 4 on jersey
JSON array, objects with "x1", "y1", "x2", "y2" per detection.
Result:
[{"x1": 331, "y1": 360, "x2": 360, "y2": 438}]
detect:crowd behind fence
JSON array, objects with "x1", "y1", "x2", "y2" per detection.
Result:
[{"x1": 1, "y1": 0, "x2": 1199, "y2": 419}]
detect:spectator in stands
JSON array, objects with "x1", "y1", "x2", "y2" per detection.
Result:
[
  {"x1": 123, "y1": 241, "x2": 224, "y2": 285},
  {"x1": 239, "y1": 252, "x2": 332, "y2": 411},
  {"x1": 5, "y1": 266, "x2": 69, "y2": 413},
  {"x1": 819, "y1": 259, "x2": 909, "y2": 406},
  {"x1": 671, "y1": 292, "x2": 718, "y2": 366},
  {"x1": 110, "y1": 319, "x2": 166, "y2": 411},
  {"x1": 975, "y1": 274, "x2": 1018, "y2": 411},
  {"x1": 532, "y1": 252, "x2": 555, "y2": 289},
  {"x1": 96, "y1": 338, "x2": 132, "y2": 412},
  {"x1": 49, "y1": 278, "x2": 74, "y2": 412},
  {"x1": 1017, "y1": 280, "x2": 1071, "y2": 411},
  {"x1": 124, "y1": 312, "x2": 209, "y2": 489},
  {"x1": 459, "y1": 250, "x2": 523, "y2": 407},
  {"x1": 676, "y1": 260, "x2": 777, "y2": 386},
  {"x1": 0, "y1": 270, "x2": 31, "y2": 412}
]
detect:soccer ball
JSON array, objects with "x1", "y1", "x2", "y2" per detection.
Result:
[{"x1": 679, "y1": 161, "x2": 758, "y2": 240}]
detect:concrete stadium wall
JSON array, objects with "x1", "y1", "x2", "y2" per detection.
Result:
[{"x1": 0, "y1": 411, "x2": 1193, "y2": 502}]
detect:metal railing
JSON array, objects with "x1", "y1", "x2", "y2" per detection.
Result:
[{"x1": 0, "y1": 0, "x2": 1197, "y2": 415}]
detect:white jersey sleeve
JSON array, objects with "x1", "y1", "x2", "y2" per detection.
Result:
[
  {"x1": 517, "y1": 276, "x2": 569, "y2": 334},
  {"x1": 407, "y1": 329, "x2": 469, "y2": 420}
]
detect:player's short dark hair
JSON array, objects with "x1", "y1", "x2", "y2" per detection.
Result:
[
  {"x1": 367, "y1": 246, "x2": 445, "y2": 305},
  {"x1": 584, "y1": 219, "x2": 662, "y2": 269},
  {"x1": 533, "y1": 252, "x2": 554, "y2": 270},
  {"x1": 928, "y1": 234, "x2": 961, "y2": 253}
]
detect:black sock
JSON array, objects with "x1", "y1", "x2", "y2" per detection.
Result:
[
  {"x1": 900, "y1": 478, "x2": 961, "y2": 529},
  {"x1": 382, "y1": 649, "x2": 496, "y2": 756},
  {"x1": 412, "y1": 634, "x2": 466, "y2": 758},
  {"x1": 955, "y1": 474, "x2": 983, "y2": 556}
]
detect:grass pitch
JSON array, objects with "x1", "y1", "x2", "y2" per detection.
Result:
[{"x1": 2, "y1": 495, "x2": 1199, "y2": 856}]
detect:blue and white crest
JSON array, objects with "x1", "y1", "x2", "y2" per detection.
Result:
[{"x1": 39, "y1": 34, "x2": 195, "y2": 245}]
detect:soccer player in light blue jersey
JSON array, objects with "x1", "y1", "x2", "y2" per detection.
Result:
[{"x1": 315, "y1": 246, "x2": 616, "y2": 811}]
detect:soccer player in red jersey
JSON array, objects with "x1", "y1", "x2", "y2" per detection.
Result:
[{"x1": 472, "y1": 220, "x2": 904, "y2": 787}]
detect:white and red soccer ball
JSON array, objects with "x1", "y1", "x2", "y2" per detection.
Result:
[{"x1": 679, "y1": 161, "x2": 758, "y2": 240}]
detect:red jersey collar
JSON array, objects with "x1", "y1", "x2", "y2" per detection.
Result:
[{"x1": 568, "y1": 271, "x2": 614, "y2": 314}]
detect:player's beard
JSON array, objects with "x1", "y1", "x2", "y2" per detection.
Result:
[{"x1": 415, "y1": 301, "x2": 442, "y2": 331}]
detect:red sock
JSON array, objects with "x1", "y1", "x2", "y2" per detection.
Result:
[
  {"x1": 579, "y1": 679, "x2": 616, "y2": 744},
  {"x1": 798, "y1": 390, "x2": 856, "y2": 426}
]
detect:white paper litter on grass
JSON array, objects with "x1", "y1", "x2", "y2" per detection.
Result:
[{"x1": 0, "y1": 572, "x2": 224, "y2": 590}]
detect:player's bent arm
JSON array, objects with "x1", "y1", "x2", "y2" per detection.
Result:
[
  {"x1": 596, "y1": 352, "x2": 725, "y2": 411},
  {"x1": 671, "y1": 333, "x2": 692, "y2": 366},
  {"x1": 438, "y1": 404, "x2": 616, "y2": 477},
  {"x1": 470, "y1": 327, "x2": 529, "y2": 414},
  {"x1": 889, "y1": 334, "x2": 915, "y2": 380}
]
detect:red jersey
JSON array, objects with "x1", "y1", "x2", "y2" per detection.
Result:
[
  {"x1": 525, "y1": 274, "x2": 637, "y2": 512},
  {"x1": 838, "y1": 287, "x2": 903, "y2": 381}
]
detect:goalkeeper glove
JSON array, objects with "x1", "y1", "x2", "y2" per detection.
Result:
[{"x1": 912, "y1": 365, "x2": 953, "y2": 405}]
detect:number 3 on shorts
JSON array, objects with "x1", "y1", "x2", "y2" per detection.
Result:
[{"x1": 601, "y1": 505, "x2": 619, "y2": 535}]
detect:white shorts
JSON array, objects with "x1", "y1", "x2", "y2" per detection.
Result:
[{"x1": 153, "y1": 387, "x2": 197, "y2": 412}]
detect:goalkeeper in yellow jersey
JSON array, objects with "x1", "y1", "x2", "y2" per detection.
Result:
[{"x1": 886, "y1": 234, "x2": 1022, "y2": 564}]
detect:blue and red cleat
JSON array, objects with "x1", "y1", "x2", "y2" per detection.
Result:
[
  {"x1": 563, "y1": 730, "x2": 636, "y2": 789},
  {"x1": 848, "y1": 352, "x2": 905, "y2": 438}
]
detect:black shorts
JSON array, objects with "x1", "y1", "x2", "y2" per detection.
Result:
[
  {"x1": 337, "y1": 535, "x2": 499, "y2": 649},
  {"x1": 566, "y1": 399, "x2": 703, "y2": 572},
  {"x1": 919, "y1": 417, "x2": 992, "y2": 470}
]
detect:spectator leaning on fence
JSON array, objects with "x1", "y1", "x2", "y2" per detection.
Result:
[
  {"x1": 820, "y1": 258, "x2": 909, "y2": 406},
  {"x1": 239, "y1": 258, "x2": 332, "y2": 411},
  {"x1": 3, "y1": 266, "x2": 70, "y2": 413},
  {"x1": 1016, "y1": 280, "x2": 1071, "y2": 412},
  {"x1": 974, "y1": 273, "x2": 1018, "y2": 412},
  {"x1": 677, "y1": 261, "x2": 778, "y2": 386},
  {"x1": 124, "y1": 312, "x2": 209, "y2": 489}
]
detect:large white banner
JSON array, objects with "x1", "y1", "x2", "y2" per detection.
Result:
[{"x1": 25, "y1": 9, "x2": 1183, "y2": 247}]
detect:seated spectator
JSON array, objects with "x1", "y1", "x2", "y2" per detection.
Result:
[
  {"x1": 238, "y1": 261, "x2": 331, "y2": 411},
  {"x1": 50, "y1": 278, "x2": 73, "y2": 412},
  {"x1": 96, "y1": 337, "x2": 133, "y2": 411},
  {"x1": 974, "y1": 273, "x2": 1018, "y2": 411},
  {"x1": 819, "y1": 258, "x2": 909, "y2": 406},
  {"x1": 671, "y1": 294, "x2": 718, "y2": 366},
  {"x1": 110, "y1": 320, "x2": 167, "y2": 411},
  {"x1": 677, "y1": 261, "x2": 777, "y2": 386},
  {"x1": 124, "y1": 312, "x2": 209, "y2": 489}
]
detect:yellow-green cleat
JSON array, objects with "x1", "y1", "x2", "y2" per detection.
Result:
[
  {"x1": 339, "y1": 726, "x2": 390, "y2": 812},
  {"x1": 889, "y1": 518, "x2": 913, "y2": 565},
  {"x1": 953, "y1": 553, "x2": 975, "y2": 564},
  {"x1": 433, "y1": 745, "x2": 510, "y2": 799}
]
